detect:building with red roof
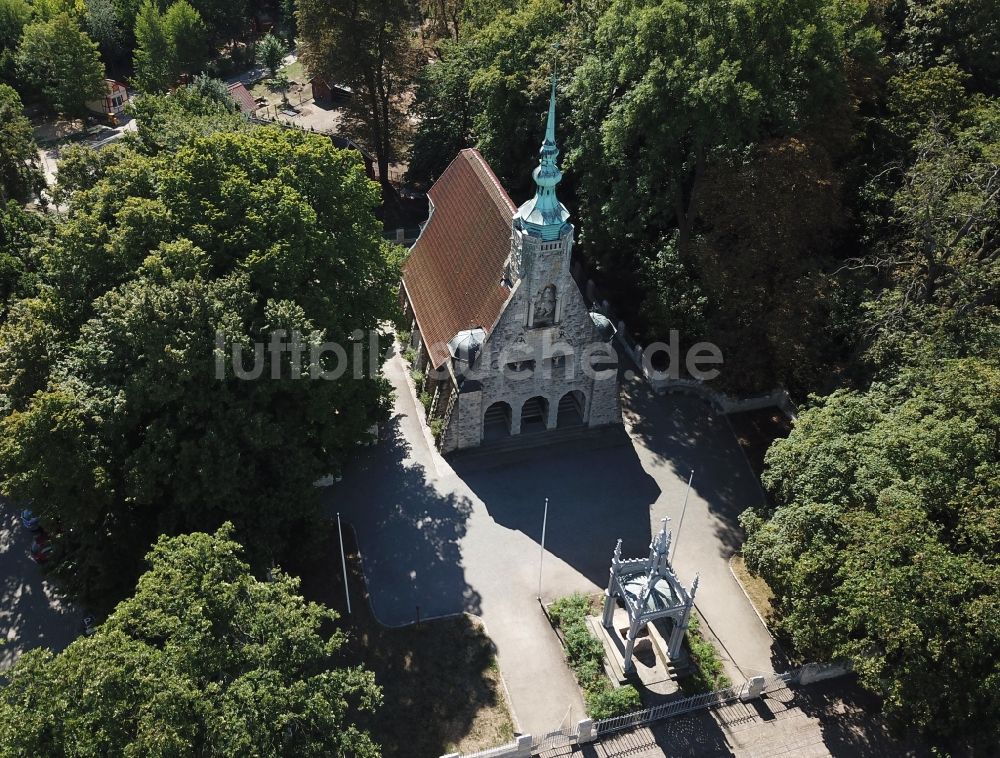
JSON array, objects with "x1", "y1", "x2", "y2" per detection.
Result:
[
  {"x1": 400, "y1": 79, "x2": 621, "y2": 453},
  {"x1": 226, "y1": 82, "x2": 257, "y2": 115}
]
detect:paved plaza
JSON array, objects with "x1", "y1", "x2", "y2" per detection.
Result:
[{"x1": 322, "y1": 348, "x2": 784, "y2": 736}]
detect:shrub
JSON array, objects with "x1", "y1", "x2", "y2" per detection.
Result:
[
  {"x1": 411, "y1": 369, "x2": 424, "y2": 387},
  {"x1": 549, "y1": 593, "x2": 639, "y2": 719},
  {"x1": 419, "y1": 391, "x2": 433, "y2": 412},
  {"x1": 403, "y1": 347, "x2": 416, "y2": 364},
  {"x1": 679, "y1": 615, "x2": 731, "y2": 694},
  {"x1": 397, "y1": 329, "x2": 411, "y2": 347},
  {"x1": 585, "y1": 685, "x2": 642, "y2": 719},
  {"x1": 430, "y1": 418, "x2": 444, "y2": 440},
  {"x1": 563, "y1": 623, "x2": 604, "y2": 668},
  {"x1": 549, "y1": 593, "x2": 592, "y2": 625}
]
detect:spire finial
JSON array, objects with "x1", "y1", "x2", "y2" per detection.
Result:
[
  {"x1": 544, "y1": 72, "x2": 557, "y2": 146},
  {"x1": 514, "y1": 45, "x2": 569, "y2": 241}
]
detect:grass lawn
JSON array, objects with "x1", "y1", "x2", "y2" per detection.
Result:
[
  {"x1": 250, "y1": 59, "x2": 309, "y2": 106},
  {"x1": 293, "y1": 522, "x2": 516, "y2": 757},
  {"x1": 281, "y1": 58, "x2": 305, "y2": 84},
  {"x1": 731, "y1": 553, "x2": 778, "y2": 628}
]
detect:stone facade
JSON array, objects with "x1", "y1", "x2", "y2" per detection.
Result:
[{"x1": 434, "y1": 221, "x2": 620, "y2": 453}]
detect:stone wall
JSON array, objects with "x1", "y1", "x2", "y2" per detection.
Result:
[{"x1": 441, "y1": 222, "x2": 622, "y2": 451}]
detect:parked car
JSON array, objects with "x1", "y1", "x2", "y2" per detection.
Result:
[{"x1": 20, "y1": 508, "x2": 40, "y2": 531}]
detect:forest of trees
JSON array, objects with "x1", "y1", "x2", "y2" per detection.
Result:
[
  {"x1": 0, "y1": 0, "x2": 997, "y2": 752},
  {"x1": 0, "y1": 80, "x2": 396, "y2": 753}
]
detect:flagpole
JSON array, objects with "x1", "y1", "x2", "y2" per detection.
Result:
[
  {"x1": 337, "y1": 512, "x2": 351, "y2": 615},
  {"x1": 538, "y1": 498, "x2": 549, "y2": 600},
  {"x1": 670, "y1": 471, "x2": 694, "y2": 563}
]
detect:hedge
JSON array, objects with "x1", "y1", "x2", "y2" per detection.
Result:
[{"x1": 549, "y1": 593, "x2": 641, "y2": 719}]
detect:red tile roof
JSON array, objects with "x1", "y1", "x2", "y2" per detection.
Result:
[
  {"x1": 402, "y1": 149, "x2": 516, "y2": 370},
  {"x1": 226, "y1": 82, "x2": 256, "y2": 114}
]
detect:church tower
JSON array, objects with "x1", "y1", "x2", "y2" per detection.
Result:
[{"x1": 508, "y1": 76, "x2": 574, "y2": 330}]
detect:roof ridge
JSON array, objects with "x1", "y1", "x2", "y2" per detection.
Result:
[
  {"x1": 403, "y1": 149, "x2": 516, "y2": 370},
  {"x1": 462, "y1": 148, "x2": 517, "y2": 214}
]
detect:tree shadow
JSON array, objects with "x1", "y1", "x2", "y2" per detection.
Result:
[
  {"x1": 451, "y1": 424, "x2": 661, "y2": 588},
  {"x1": 296, "y1": 524, "x2": 512, "y2": 758},
  {"x1": 0, "y1": 504, "x2": 79, "y2": 670},
  {"x1": 789, "y1": 678, "x2": 932, "y2": 757},
  {"x1": 621, "y1": 375, "x2": 766, "y2": 558},
  {"x1": 317, "y1": 414, "x2": 482, "y2": 625}
]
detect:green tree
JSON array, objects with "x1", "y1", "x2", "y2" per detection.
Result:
[
  {"x1": 885, "y1": 64, "x2": 970, "y2": 144},
  {"x1": 0, "y1": 525, "x2": 382, "y2": 757},
  {"x1": 0, "y1": 125, "x2": 398, "y2": 604},
  {"x1": 0, "y1": 84, "x2": 43, "y2": 203},
  {"x1": 742, "y1": 357, "x2": 1000, "y2": 749},
  {"x1": 0, "y1": 0, "x2": 30, "y2": 84},
  {"x1": 162, "y1": 0, "x2": 207, "y2": 78},
  {"x1": 52, "y1": 140, "x2": 127, "y2": 203},
  {"x1": 132, "y1": 0, "x2": 170, "y2": 91},
  {"x1": 298, "y1": 0, "x2": 420, "y2": 208},
  {"x1": 256, "y1": 30, "x2": 285, "y2": 77},
  {"x1": 187, "y1": 0, "x2": 247, "y2": 44},
  {"x1": 900, "y1": 0, "x2": 1000, "y2": 94},
  {"x1": 125, "y1": 85, "x2": 245, "y2": 154},
  {"x1": 405, "y1": 38, "x2": 473, "y2": 185},
  {"x1": 84, "y1": 0, "x2": 125, "y2": 63},
  {"x1": 858, "y1": 100, "x2": 1000, "y2": 376},
  {"x1": 15, "y1": 12, "x2": 106, "y2": 115},
  {"x1": 279, "y1": 0, "x2": 295, "y2": 41},
  {"x1": 26, "y1": 0, "x2": 86, "y2": 22},
  {"x1": 407, "y1": 0, "x2": 564, "y2": 194},
  {"x1": 687, "y1": 137, "x2": 849, "y2": 393},
  {"x1": 569, "y1": 0, "x2": 865, "y2": 278},
  {"x1": 187, "y1": 72, "x2": 235, "y2": 109},
  {"x1": 0, "y1": 201, "x2": 47, "y2": 318}
]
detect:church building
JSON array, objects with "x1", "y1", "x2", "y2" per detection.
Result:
[{"x1": 400, "y1": 79, "x2": 622, "y2": 453}]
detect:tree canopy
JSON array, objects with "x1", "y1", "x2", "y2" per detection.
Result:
[
  {"x1": 0, "y1": 115, "x2": 399, "y2": 604},
  {"x1": 742, "y1": 358, "x2": 1000, "y2": 748},
  {"x1": 15, "y1": 12, "x2": 106, "y2": 115},
  {"x1": 298, "y1": 0, "x2": 420, "y2": 208},
  {"x1": 0, "y1": 524, "x2": 382, "y2": 757},
  {"x1": 0, "y1": 83, "x2": 43, "y2": 203},
  {"x1": 0, "y1": 0, "x2": 30, "y2": 84}
]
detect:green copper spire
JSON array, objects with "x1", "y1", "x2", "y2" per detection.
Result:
[{"x1": 516, "y1": 74, "x2": 570, "y2": 241}]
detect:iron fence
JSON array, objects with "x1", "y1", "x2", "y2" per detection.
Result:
[{"x1": 594, "y1": 671, "x2": 795, "y2": 737}]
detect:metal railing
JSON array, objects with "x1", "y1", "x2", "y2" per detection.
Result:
[
  {"x1": 456, "y1": 739, "x2": 519, "y2": 758},
  {"x1": 594, "y1": 671, "x2": 795, "y2": 737},
  {"x1": 443, "y1": 667, "x2": 831, "y2": 757}
]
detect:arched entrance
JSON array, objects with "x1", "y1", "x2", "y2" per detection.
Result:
[
  {"x1": 557, "y1": 390, "x2": 586, "y2": 427},
  {"x1": 520, "y1": 396, "x2": 549, "y2": 434},
  {"x1": 483, "y1": 401, "x2": 512, "y2": 440}
]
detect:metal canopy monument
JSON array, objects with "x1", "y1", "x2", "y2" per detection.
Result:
[{"x1": 602, "y1": 518, "x2": 699, "y2": 674}]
